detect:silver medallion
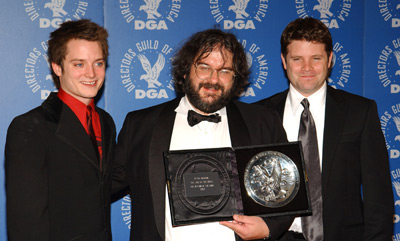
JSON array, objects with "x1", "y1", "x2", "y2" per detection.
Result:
[{"x1": 244, "y1": 151, "x2": 300, "y2": 208}]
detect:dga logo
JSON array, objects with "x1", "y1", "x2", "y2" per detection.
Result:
[
  {"x1": 382, "y1": 104, "x2": 400, "y2": 228},
  {"x1": 120, "y1": 195, "x2": 131, "y2": 229},
  {"x1": 120, "y1": 39, "x2": 174, "y2": 99},
  {"x1": 393, "y1": 175, "x2": 400, "y2": 226},
  {"x1": 119, "y1": 0, "x2": 182, "y2": 30},
  {"x1": 24, "y1": 41, "x2": 56, "y2": 99},
  {"x1": 209, "y1": 0, "x2": 270, "y2": 30},
  {"x1": 377, "y1": 37, "x2": 400, "y2": 94},
  {"x1": 378, "y1": 0, "x2": 400, "y2": 28},
  {"x1": 24, "y1": 0, "x2": 89, "y2": 28},
  {"x1": 380, "y1": 103, "x2": 400, "y2": 160},
  {"x1": 327, "y1": 41, "x2": 352, "y2": 89},
  {"x1": 238, "y1": 39, "x2": 269, "y2": 99},
  {"x1": 294, "y1": 0, "x2": 352, "y2": 28}
]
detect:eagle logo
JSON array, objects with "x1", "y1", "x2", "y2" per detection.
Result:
[
  {"x1": 393, "y1": 50, "x2": 400, "y2": 76},
  {"x1": 393, "y1": 181, "x2": 400, "y2": 206},
  {"x1": 313, "y1": 0, "x2": 334, "y2": 18},
  {"x1": 228, "y1": 0, "x2": 250, "y2": 19},
  {"x1": 254, "y1": 158, "x2": 287, "y2": 201},
  {"x1": 393, "y1": 116, "x2": 400, "y2": 142},
  {"x1": 246, "y1": 51, "x2": 253, "y2": 69},
  {"x1": 137, "y1": 53, "x2": 165, "y2": 88},
  {"x1": 44, "y1": 0, "x2": 67, "y2": 17},
  {"x1": 139, "y1": 0, "x2": 162, "y2": 19}
]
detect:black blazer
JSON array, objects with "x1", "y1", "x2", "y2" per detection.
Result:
[
  {"x1": 113, "y1": 97, "x2": 294, "y2": 241},
  {"x1": 256, "y1": 85, "x2": 393, "y2": 241},
  {"x1": 5, "y1": 92, "x2": 116, "y2": 241}
]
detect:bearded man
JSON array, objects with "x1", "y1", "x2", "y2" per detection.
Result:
[{"x1": 112, "y1": 28, "x2": 293, "y2": 241}]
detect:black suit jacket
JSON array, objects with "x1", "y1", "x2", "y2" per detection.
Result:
[
  {"x1": 5, "y1": 92, "x2": 116, "y2": 241},
  {"x1": 256, "y1": 86, "x2": 393, "y2": 241},
  {"x1": 113, "y1": 97, "x2": 294, "y2": 241}
]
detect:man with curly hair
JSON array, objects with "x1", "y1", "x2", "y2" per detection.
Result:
[{"x1": 113, "y1": 28, "x2": 293, "y2": 241}]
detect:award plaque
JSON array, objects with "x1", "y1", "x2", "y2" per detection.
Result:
[
  {"x1": 164, "y1": 142, "x2": 311, "y2": 226},
  {"x1": 175, "y1": 154, "x2": 231, "y2": 215}
]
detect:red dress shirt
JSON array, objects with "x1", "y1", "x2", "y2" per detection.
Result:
[{"x1": 57, "y1": 89, "x2": 103, "y2": 160}]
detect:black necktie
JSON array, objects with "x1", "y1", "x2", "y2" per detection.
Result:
[
  {"x1": 87, "y1": 106, "x2": 99, "y2": 161},
  {"x1": 187, "y1": 110, "x2": 221, "y2": 127},
  {"x1": 298, "y1": 98, "x2": 324, "y2": 241}
]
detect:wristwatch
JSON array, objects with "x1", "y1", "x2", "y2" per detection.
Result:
[{"x1": 262, "y1": 233, "x2": 271, "y2": 241}]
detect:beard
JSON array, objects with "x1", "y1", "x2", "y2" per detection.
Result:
[{"x1": 184, "y1": 77, "x2": 236, "y2": 114}]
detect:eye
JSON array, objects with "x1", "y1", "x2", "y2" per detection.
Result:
[
  {"x1": 219, "y1": 69, "x2": 233, "y2": 76},
  {"x1": 95, "y1": 61, "x2": 105, "y2": 67},
  {"x1": 75, "y1": 63, "x2": 83, "y2": 67},
  {"x1": 197, "y1": 64, "x2": 211, "y2": 71}
]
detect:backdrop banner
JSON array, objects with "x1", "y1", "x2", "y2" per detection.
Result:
[{"x1": 0, "y1": 1, "x2": 398, "y2": 240}]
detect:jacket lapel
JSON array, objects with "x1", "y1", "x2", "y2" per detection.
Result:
[
  {"x1": 266, "y1": 90, "x2": 288, "y2": 121},
  {"x1": 43, "y1": 92, "x2": 101, "y2": 170},
  {"x1": 227, "y1": 101, "x2": 251, "y2": 147},
  {"x1": 55, "y1": 105, "x2": 100, "y2": 170},
  {"x1": 98, "y1": 109, "x2": 113, "y2": 174},
  {"x1": 321, "y1": 86, "x2": 348, "y2": 194},
  {"x1": 148, "y1": 98, "x2": 180, "y2": 238}
]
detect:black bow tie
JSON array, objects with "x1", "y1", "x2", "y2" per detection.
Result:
[{"x1": 187, "y1": 110, "x2": 221, "y2": 127}]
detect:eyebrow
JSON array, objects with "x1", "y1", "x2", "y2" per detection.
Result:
[{"x1": 69, "y1": 58, "x2": 105, "y2": 62}]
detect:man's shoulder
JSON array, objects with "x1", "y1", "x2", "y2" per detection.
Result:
[
  {"x1": 230, "y1": 100, "x2": 282, "y2": 126},
  {"x1": 124, "y1": 98, "x2": 179, "y2": 121},
  {"x1": 327, "y1": 86, "x2": 375, "y2": 107},
  {"x1": 7, "y1": 105, "x2": 47, "y2": 137},
  {"x1": 254, "y1": 90, "x2": 288, "y2": 108},
  {"x1": 10, "y1": 94, "x2": 59, "y2": 126},
  {"x1": 232, "y1": 99, "x2": 280, "y2": 115}
]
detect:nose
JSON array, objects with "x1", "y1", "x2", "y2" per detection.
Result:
[
  {"x1": 209, "y1": 69, "x2": 219, "y2": 84},
  {"x1": 85, "y1": 65, "x2": 96, "y2": 78},
  {"x1": 302, "y1": 60, "x2": 313, "y2": 71}
]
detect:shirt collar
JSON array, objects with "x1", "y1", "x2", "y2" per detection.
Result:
[
  {"x1": 287, "y1": 82, "x2": 327, "y2": 116},
  {"x1": 57, "y1": 88, "x2": 95, "y2": 125}
]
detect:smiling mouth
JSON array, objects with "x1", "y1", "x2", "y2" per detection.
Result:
[
  {"x1": 200, "y1": 83, "x2": 222, "y2": 91},
  {"x1": 82, "y1": 81, "x2": 96, "y2": 85},
  {"x1": 300, "y1": 75, "x2": 316, "y2": 79},
  {"x1": 203, "y1": 86, "x2": 219, "y2": 92}
]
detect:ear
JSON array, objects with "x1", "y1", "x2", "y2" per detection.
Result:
[
  {"x1": 51, "y1": 62, "x2": 62, "y2": 77},
  {"x1": 328, "y1": 52, "x2": 333, "y2": 68},
  {"x1": 281, "y1": 53, "x2": 287, "y2": 70}
]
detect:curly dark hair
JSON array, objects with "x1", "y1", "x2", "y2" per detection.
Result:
[
  {"x1": 281, "y1": 17, "x2": 332, "y2": 59},
  {"x1": 172, "y1": 28, "x2": 249, "y2": 96},
  {"x1": 47, "y1": 19, "x2": 109, "y2": 89}
]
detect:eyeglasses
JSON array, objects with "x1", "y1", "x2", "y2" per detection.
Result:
[{"x1": 194, "y1": 63, "x2": 235, "y2": 81}]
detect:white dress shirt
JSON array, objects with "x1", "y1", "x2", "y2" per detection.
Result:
[
  {"x1": 165, "y1": 96, "x2": 236, "y2": 241},
  {"x1": 283, "y1": 83, "x2": 326, "y2": 232}
]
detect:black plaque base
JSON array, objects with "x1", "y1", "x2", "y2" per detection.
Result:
[{"x1": 164, "y1": 142, "x2": 311, "y2": 226}]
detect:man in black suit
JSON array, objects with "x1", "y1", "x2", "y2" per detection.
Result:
[
  {"x1": 113, "y1": 29, "x2": 293, "y2": 241},
  {"x1": 256, "y1": 17, "x2": 393, "y2": 240},
  {"x1": 5, "y1": 19, "x2": 116, "y2": 241}
]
